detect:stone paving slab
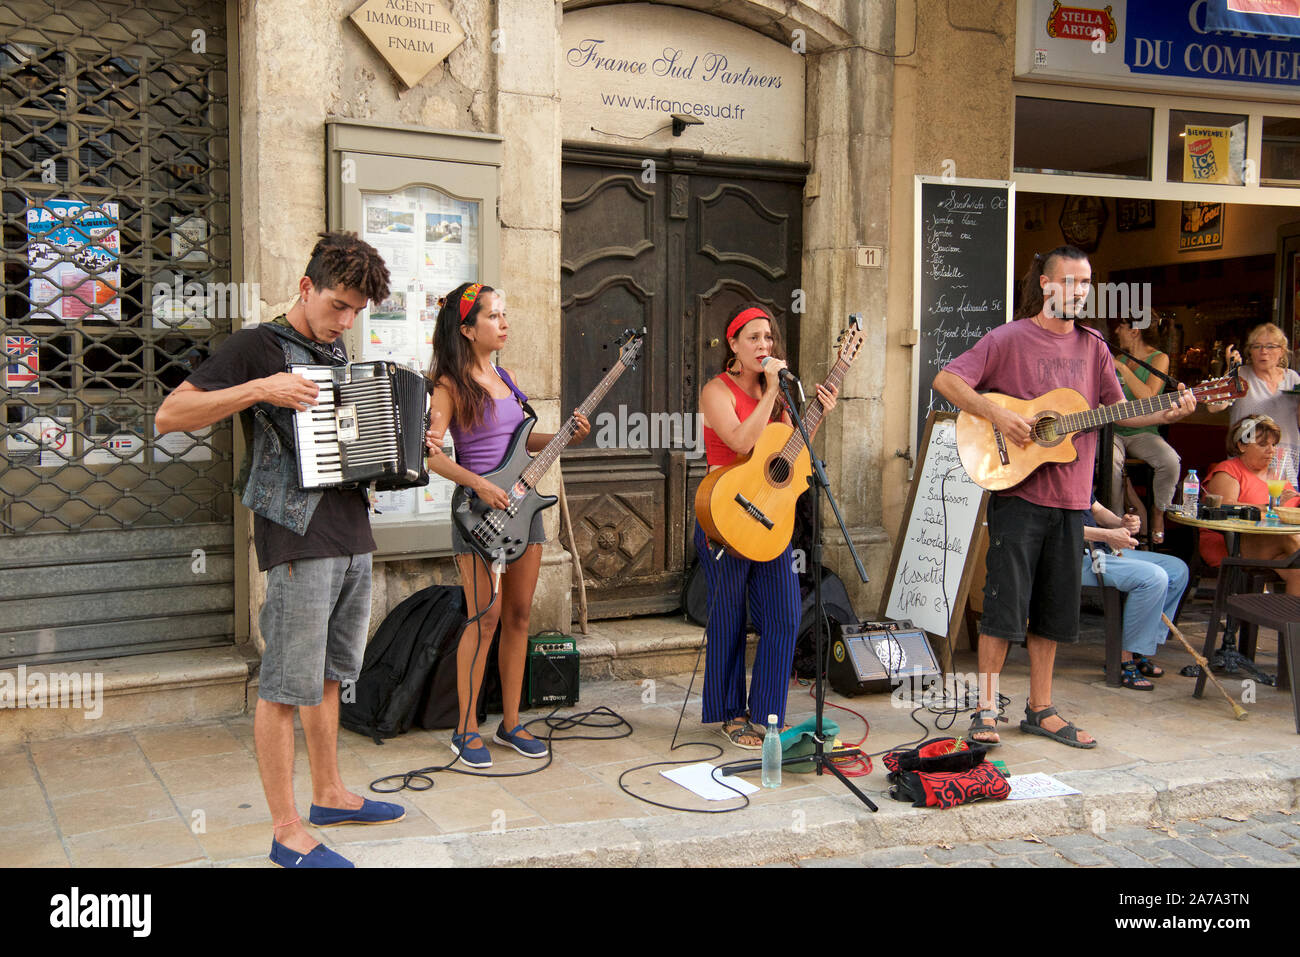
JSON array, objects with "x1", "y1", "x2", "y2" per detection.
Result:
[{"x1": 2, "y1": 612, "x2": 1298, "y2": 867}]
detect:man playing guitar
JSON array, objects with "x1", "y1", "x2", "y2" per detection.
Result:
[{"x1": 933, "y1": 246, "x2": 1195, "y2": 749}]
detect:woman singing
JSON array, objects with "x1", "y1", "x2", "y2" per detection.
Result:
[
  {"x1": 425, "y1": 282, "x2": 590, "y2": 768},
  {"x1": 696, "y1": 305, "x2": 837, "y2": 748}
]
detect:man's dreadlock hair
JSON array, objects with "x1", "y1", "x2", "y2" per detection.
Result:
[{"x1": 303, "y1": 231, "x2": 390, "y2": 302}]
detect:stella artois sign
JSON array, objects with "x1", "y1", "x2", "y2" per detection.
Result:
[{"x1": 1045, "y1": 1, "x2": 1117, "y2": 42}]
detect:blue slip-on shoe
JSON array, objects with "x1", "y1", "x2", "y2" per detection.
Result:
[
  {"x1": 308, "y1": 798, "x2": 406, "y2": 827},
  {"x1": 450, "y1": 731, "x2": 492, "y2": 768},
  {"x1": 269, "y1": 839, "x2": 355, "y2": 868},
  {"x1": 494, "y1": 723, "x2": 548, "y2": 758}
]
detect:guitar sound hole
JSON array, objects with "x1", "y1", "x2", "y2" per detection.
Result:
[
  {"x1": 1034, "y1": 416, "x2": 1058, "y2": 444},
  {"x1": 767, "y1": 458, "x2": 791, "y2": 484}
]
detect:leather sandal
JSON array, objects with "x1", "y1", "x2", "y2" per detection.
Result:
[
  {"x1": 1131, "y1": 654, "x2": 1164, "y2": 677},
  {"x1": 968, "y1": 708, "x2": 1005, "y2": 747},
  {"x1": 720, "y1": 719, "x2": 763, "y2": 750},
  {"x1": 1019, "y1": 704, "x2": 1097, "y2": 749}
]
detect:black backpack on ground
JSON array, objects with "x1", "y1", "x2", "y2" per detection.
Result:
[{"x1": 340, "y1": 584, "x2": 475, "y2": 744}]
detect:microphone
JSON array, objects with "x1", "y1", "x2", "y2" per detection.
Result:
[{"x1": 760, "y1": 356, "x2": 804, "y2": 403}]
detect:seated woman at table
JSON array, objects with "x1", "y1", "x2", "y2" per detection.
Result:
[
  {"x1": 1082, "y1": 501, "x2": 1189, "y2": 689},
  {"x1": 1201, "y1": 414, "x2": 1300, "y2": 596}
]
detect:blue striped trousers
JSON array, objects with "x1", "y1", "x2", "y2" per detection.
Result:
[{"x1": 693, "y1": 522, "x2": 802, "y2": 727}]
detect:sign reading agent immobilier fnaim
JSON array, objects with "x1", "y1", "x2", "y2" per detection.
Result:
[{"x1": 350, "y1": 0, "x2": 466, "y2": 88}]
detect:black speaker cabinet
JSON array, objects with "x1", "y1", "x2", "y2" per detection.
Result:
[
  {"x1": 526, "y1": 634, "x2": 579, "y2": 708},
  {"x1": 827, "y1": 621, "x2": 940, "y2": 696}
]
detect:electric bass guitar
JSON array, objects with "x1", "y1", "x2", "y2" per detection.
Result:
[
  {"x1": 694, "y1": 317, "x2": 864, "y2": 562},
  {"x1": 955, "y1": 372, "x2": 1247, "y2": 492},
  {"x1": 451, "y1": 330, "x2": 644, "y2": 567}
]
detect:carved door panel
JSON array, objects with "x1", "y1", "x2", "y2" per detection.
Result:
[
  {"x1": 682, "y1": 171, "x2": 805, "y2": 537},
  {"x1": 561, "y1": 148, "x2": 804, "y2": 618}
]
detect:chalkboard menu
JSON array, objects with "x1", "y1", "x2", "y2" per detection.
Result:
[
  {"x1": 911, "y1": 177, "x2": 1014, "y2": 458},
  {"x1": 880, "y1": 413, "x2": 989, "y2": 670}
]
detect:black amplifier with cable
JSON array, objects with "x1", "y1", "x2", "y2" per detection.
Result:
[
  {"x1": 828, "y1": 620, "x2": 941, "y2": 696},
  {"x1": 526, "y1": 633, "x2": 580, "y2": 708}
]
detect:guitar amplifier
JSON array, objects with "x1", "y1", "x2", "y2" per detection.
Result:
[
  {"x1": 828, "y1": 620, "x2": 941, "y2": 696},
  {"x1": 526, "y1": 633, "x2": 580, "y2": 708}
]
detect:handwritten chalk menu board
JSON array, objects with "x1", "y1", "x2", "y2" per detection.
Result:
[
  {"x1": 880, "y1": 413, "x2": 989, "y2": 667},
  {"x1": 911, "y1": 177, "x2": 1014, "y2": 458}
]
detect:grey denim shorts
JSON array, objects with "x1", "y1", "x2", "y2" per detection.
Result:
[{"x1": 257, "y1": 553, "x2": 372, "y2": 706}]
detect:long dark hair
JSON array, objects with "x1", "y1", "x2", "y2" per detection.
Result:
[
  {"x1": 1014, "y1": 245, "x2": 1088, "y2": 320},
  {"x1": 427, "y1": 281, "x2": 496, "y2": 430},
  {"x1": 720, "y1": 303, "x2": 786, "y2": 394}
]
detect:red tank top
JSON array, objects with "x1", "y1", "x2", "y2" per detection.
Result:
[{"x1": 702, "y1": 374, "x2": 776, "y2": 468}]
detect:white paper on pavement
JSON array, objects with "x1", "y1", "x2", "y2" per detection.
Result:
[
  {"x1": 661, "y1": 762, "x2": 759, "y2": 801},
  {"x1": 1006, "y1": 772, "x2": 1082, "y2": 801}
]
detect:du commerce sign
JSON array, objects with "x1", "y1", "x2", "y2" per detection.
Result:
[
  {"x1": 1017, "y1": 0, "x2": 1300, "y2": 99},
  {"x1": 561, "y1": 3, "x2": 805, "y2": 162}
]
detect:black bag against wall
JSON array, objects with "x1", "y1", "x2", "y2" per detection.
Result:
[
  {"x1": 339, "y1": 584, "x2": 467, "y2": 744},
  {"x1": 417, "y1": 617, "x2": 498, "y2": 731}
]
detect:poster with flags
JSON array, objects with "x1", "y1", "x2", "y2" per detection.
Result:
[{"x1": 4, "y1": 334, "x2": 39, "y2": 393}]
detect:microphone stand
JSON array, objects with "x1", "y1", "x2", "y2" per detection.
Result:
[{"x1": 721, "y1": 364, "x2": 876, "y2": 812}]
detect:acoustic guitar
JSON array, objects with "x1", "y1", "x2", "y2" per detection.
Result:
[
  {"x1": 451, "y1": 330, "x2": 644, "y2": 567},
  {"x1": 694, "y1": 318, "x2": 864, "y2": 562},
  {"x1": 955, "y1": 372, "x2": 1247, "y2": 492}
]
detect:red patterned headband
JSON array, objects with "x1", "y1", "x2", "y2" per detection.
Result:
[
  {"x1": 726, "y1": 307, "x2": 770, "y2": 341},
  {"x1": 458, "y1": 283, "x2": 484, "y2": 322}
]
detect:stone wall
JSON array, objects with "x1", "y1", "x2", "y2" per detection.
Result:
[
  {"x1": 237, "y1": 0, "x2": 903, "y2": 649},
  {"x1": 882, "y1": 0, "x2": 1015, "y2": 610}
]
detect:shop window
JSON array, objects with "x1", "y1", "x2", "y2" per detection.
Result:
[
  {"x1": 1014, "y1": 97, "x2": 1152, "y2": 179},
  {"x1": 1261, "y1": 116, "x2": 1300, "y2": 185},
  {"x1": 1167, "y1": 110, "x2": 1247, "y2": 185}
]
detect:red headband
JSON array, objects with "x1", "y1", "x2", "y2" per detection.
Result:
[
  {"x1": 726, "y1": 307, "x2": 770, "y2": 341},
  {"x1": 458, "y1": 283, "x2": 484, "y2": 322}
]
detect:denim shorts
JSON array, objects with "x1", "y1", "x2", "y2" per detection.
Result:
[
  {"x1": 979, "y1": 495, "x2": 1083, "y2": 644},
  {"x1": 450, "y1": 506, "x2": 546, "y2": 557},
  {"x1": 257, "y1": 553, "x2": 372, "y2": 706}
]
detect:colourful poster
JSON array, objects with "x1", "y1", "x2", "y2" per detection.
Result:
[
  {"x1": 1183, "y1": 126, "x2": 1236, "y2": 184},
  {"x1": 1180, "y1": 201, "x2": 1224, "y2": 252},
  {"x1": 4, "y1": 334, "x2": 38, "y2": 393},
  {"x1": 27, "y1": 200, "x2": 121, "y2": 322}
]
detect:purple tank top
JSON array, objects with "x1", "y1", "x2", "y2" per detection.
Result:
[{"x1": 448, "y1": 369, "x2": 527, "y2": 474}]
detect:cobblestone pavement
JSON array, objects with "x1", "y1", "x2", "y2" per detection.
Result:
[{"x1": 789, "y1": 811, "x2": 1300, "y2": 868}]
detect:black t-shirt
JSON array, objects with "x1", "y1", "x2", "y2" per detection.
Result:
[{"x1": 186, "y1": 323, "x2": 376, "y2": 571}]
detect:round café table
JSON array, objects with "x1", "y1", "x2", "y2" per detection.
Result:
[{"x1": 1167, "y1": 509, "x2": 1299, "y2": 690}]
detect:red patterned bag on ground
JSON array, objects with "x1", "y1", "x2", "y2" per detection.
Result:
[{"x1": 884, "y1": 736, "x2": 1010, "y2": 809}]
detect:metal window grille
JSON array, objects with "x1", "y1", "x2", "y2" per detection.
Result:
[{"x1": 1, "y1": 0, "x2": 232, "y2": 535}]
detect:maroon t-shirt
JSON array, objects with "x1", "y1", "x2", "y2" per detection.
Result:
[{"x1": 943, "y1": 318, "x2": 1124, "y2": 510}]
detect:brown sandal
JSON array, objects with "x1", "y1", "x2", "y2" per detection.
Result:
[{"x1": 720, "y1": 719, "x2": 764, "y2": 750}]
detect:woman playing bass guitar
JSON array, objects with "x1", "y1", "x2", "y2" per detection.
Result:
[
  {"x1": 424, "y1": 282, "x2": 590, "y2": 768},
  {"x1": 696, "y1": 305, "x2": 837, "y2": 749}
]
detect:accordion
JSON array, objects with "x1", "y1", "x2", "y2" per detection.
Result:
[{"x1": 291, "y1": 361, "x2": 429, "y2": 491}]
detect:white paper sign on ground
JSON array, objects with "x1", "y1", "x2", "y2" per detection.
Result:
[
  {"x1": 1006, "y1": 772, "x2": 1082, "y2": 801},
  {"x1": 661, "y1": 762, "x2": 758, "y2": 801}
]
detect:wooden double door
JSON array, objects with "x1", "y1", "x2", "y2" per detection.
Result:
[{"x1": 560, "y1": 146, "x2": 806, "y2": 618}]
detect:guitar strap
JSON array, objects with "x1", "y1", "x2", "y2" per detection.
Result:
[{"x1": 494, "y1": 366, "x2": 536, "y2": 420}]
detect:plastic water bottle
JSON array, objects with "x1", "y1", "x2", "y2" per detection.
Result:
[
  {"x1": 761, "y1": 714, "x2": 782, "y2": 788},
  {"x1": 1182, "y1": 469, "x2": 1200, "y2": 519}
]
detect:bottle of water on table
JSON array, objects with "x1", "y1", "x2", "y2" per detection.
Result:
[{"x1": 1182, "y1": 469, "x2": 1199, "y2": 519}]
